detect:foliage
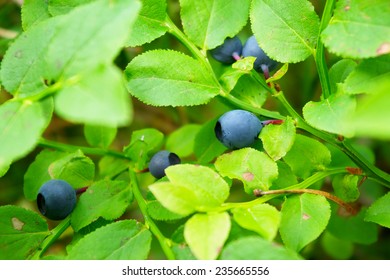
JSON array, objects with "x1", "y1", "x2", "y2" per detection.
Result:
[{"x1": 0, "y1": 0, "x2": 389, "y2": 260}]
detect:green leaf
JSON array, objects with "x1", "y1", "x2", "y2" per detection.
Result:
[
  {"x1": 215, "y1": 148, "x2": 278, "y2": 193},
  {"x1": 54, "y1": 64, "x2": 132, "y2": 127},
  {"x1": 184, "y1": 212, "x2": 231, "y2": 260},
  {"x1": 344, "y1": 55, "x2": 390, "y2": 95},
  {"x1": 328, "y1": 206, "x2": 378, "y2": 245},
  {"x1": 48, "y1": 0, "x2": 94, "y2": 16},
  {"x1": 232, "y1": 203, "x2": 280, "y2": 240},
  {"x1": 97, "y1": 156, "x2": 130, "y2": 179},
  {"x1": 332, "y1": 174, "x2": 360, "y2": 203},
  {"x1": 180, "y1": 0, "x2": 250, "y2": 50},
  {"x1": 149, "y1": 164, "x2": 230, "y2": 215},
  {"x1": 0, "y1": 163, "x2": 10, "y2": 178},
  {"x1": 0, "y1": 99, "x2": 53, "y2": 168},
  {"x1": 266, "y1": 63, "x2": 289, "y2": 83},
  {"x1": 250, "y1": 0, "x2": 320, "y2": 63},
  {"x1": 303, "y1": 94, "x2": 356, "y2": 137},
  {"x1": 24, "y1": 149, "x2": 67, "y2": 200},
  {"x1": 271, "y1": 161, "x2": 298, "y2": 190},
  {"x1": 0, "y1": 0, "x2": 141, "y2": 98},
  {"x1": 127, "y1": 0, "x2": 168, "y2": 47},
  {"x1": 321, "y1": 0, "x2": 390, "y2": 59},
  {"x1": 220, "y1": 57, "x2": 256, "y2": 93},
  {"x1": 193, "y1": 118, "x2": 227, "y2": 163},
  {"x1": 280, "y1": 193, "x2": 331, "y2": 252},
  {"x1": 148, "y1": 182, "x2": 197, "y2": 216},
  {"x1": 260, "y1": 117, "x2": 296, "y2": 160},
  {"x1": 0, "y1": 206, "x2": 49, "y2": 260},
  {"x1": 125, "y1": 50, "x2": 220, "y2": 106},
  {"x1": 345, "y1": 81, "x2": 390, "y2": 139},
  {"x1": 71, "y1": 180, "x2": 132, "y2": 232},
  {"x1": 84, "y1": 124, "x2": 117, "y2": 149},
  {"x1": 124, "y1": 128, "x2": 164, "y2": 170},
  {"x1": 48, "y1": 150, "x2": 95, "y2": 190},
  {"x1": 44, "y1": 0, "x2": 141, "y2": 80},
  {"x1": 166, "y1": 124, "x2": 201, "y2": 158},
  {"x1": 0, "y1": 18, "x2": 57, "y2": 97},
  {"x1": 231, "y1": 75, "x2": 268, "y2": 109},
  {"x1": 365, "y1": 192, "x2": 390, "y2": 228},
  {"x1": 329, "y1": 59, "x2": 357, "y2": 95},
  {"x1": 321, "y1": 231, "x2": 354, "y2": 260},
  {"x1": 221, "y1": 236, "x2": 302, "y2": 260},
  {"x1": 146, "y1": 200, "x2": 186, "y2": 221},
  {"x1": 67, "y1": 220, "x2": 151, "y2": 259},
  {"x1": 21, "y1": 0, "x2": 50, "y2": 30},
  {"x1": 283, "y1": 134, "x2": 331, "y2": 178}
]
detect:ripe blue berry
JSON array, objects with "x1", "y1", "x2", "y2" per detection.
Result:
[
  {"x1": 215, "y1": 110, "x2": 263, "y2": 149},
  {"x1": 37, "y1": 179, "x2": 76, "y2": 220},
  {"x1": 149, "y1": 150, "x2": 181, "y2": 179},
  {"x1": 242, "y1": 35, "x2": 277, "y2": 76},
  {"x1": 210, "y1": 36, "x2": 242, "y2": 64}
]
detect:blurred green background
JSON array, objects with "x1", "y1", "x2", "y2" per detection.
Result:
[{"x1": 1, "y1": 0, "x2": 390, "y2": 259}]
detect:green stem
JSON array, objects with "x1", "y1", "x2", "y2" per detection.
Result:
[
  {"x1": 315, "y1": 0, "x2": 335, "y2": 99},
  {"x1": 129, "y1": 170, "x2": 176, "y2": 260},
  {"x1": 274, "y1": 91, "x2": 390, "y2": 188},
  {"x1": 38, "y1": 138, "x2": 129, "y2": 159},
  {"x1": 30, "y1": 217, "x2": 71, "y2": 259}
]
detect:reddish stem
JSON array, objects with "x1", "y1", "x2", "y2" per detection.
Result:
[
  {"x1": 76, "y1": 186, "x2": 88, "y2": 195},
  {"x1": 232, "y1": 52, "x2": 241, "y2": 61},
  {"x1": 262, "y1": 119, "x2": 284, "y2": 126}
]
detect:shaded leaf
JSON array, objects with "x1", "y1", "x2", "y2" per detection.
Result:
[
  {"x1": 67, "y1": 220, "x2": 151, "y2": 259},
  {"x1": 221, "y1": 236, "x2": 301, "y2": 260},
  {"x1": 283, "y1": 134, "x2": 331, "y2": 178},
  {"x1": 84, "y1": 124, "x2": 117, "y2": 149}
]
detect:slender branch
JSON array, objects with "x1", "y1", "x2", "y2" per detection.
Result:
[
  {"x1": 218, "y1": 168, "x2": 347, "y2": 212},
  {"x1": 315, "y1": 0, "x2": 335, "y2": 99},
  {"x1": 256, "y1": 189, "x2": 356, "y2": 214},
  {"x1": 38, "y1": 138, "x2": 129, "y2": 159},
  {"x1": 129, "y1": 169, "x2": 176, "y2": 260},
  {"x1": 30, "y1": 217, "x2": 71, "y2": 259}
]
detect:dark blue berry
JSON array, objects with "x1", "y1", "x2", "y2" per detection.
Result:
[
  {"x1": 149, "y1": 151, "x2": 181, "y2": 179},
  {"x1": 37, "y1": 179, "x2": 76, "y2": 220},
  {"x1": 210, "y1": 36, "x2": 242, "y2": 64},
  {"x1": 242, "y1": 35, "x2": 277, "y2": 75},
  {"x1": 215, "y1": 110, "x2": 263, "y2": 149}
]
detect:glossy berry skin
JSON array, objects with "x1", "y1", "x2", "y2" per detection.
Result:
[
  {"x1": 215, "y1": 110, "x2": 263, "y2": 149},
  {"x1": 37, "y1": 179, "x2": 76, "y2": 220},
  {"x1": 242, "y1": 35, "x2": 277, "y2": 73},
  {"x1": 210, "y1": 36, "x2": 242, "y2": 64},
  {"x1": 149, "y1": 150, "x2": 181, "y2": 179}
]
